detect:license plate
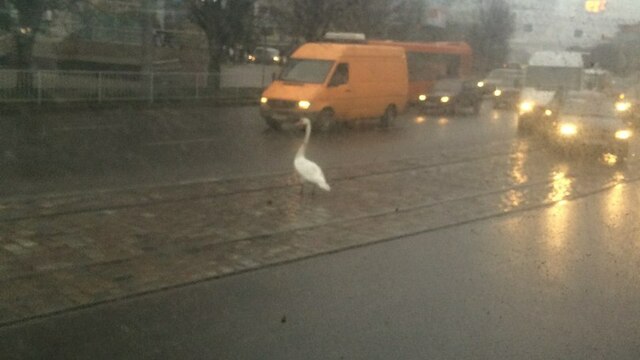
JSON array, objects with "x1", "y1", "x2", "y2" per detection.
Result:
[{"x1": 271, "y1": 113, "x2": 291, "y2": 121}]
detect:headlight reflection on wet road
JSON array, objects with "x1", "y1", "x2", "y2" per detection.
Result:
[
  {"x1": 548, "y1": 170, "x2": 573, "y2": 203},
  {"x1": 510, "y1": 142, "x2": 529, "y2": 185}
]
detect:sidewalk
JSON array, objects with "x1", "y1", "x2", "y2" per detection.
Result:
[{"x1": 0, "y1": 141, "x2": 635, "y2": 326}]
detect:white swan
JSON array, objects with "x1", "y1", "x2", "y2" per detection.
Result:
[{"x1": 294, "y1": 118, "x2": 331, "y2": 194}]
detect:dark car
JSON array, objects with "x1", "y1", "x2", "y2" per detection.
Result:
[
  {"x1": 247, "y1": 47, "x2": 283, "y2": 65},
  {"x1": 542, "y1": 91, "x2": 632, "y2": 159},
  {"x1": 477, "y1": 68, "x2": 524, "y2": 101},
  {"x1": 418, "y1": 79, "x2": 482, "y2": 115},
  {"x1": 490, "y1": 71, "x2": 524, "y2": 109}
]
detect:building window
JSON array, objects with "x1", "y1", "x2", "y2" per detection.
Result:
[
  {"x1": 523, "y1": 24, "x2": 533, "y2": 33},
  {"x1": 574, "y1": 29, "x2": 584, "y2": 38}
]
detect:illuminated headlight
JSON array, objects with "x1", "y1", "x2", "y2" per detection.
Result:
[
  {"x1": 494, "y1": 89, "x2": 502, "y2": 97},
  {"x1": 298, "y1": 100, "x2": 311, "y2": 110},
  {"x1": 615, "y1": 129, "x2": 632, "y2": 140},
  {"x1": 559, "y1": 123, "x2": 578, "y2": 136},
  {"x1": 615, "y1": 101, "x2": 631, "y2": 112},
  {"x1": 545, "y1": 109, "x2": 553, "y2": 116},
  {"x1": 248, "y1": 55, "x2": 256, "y2": 62},
  {"x1": 418, "y1": 94, "x2": 427, "y2": 102},
  {"x1": 519, "y1": 101, "x2": 534, "y2": 113},
  {"x1": 273, "y1": 56, "x2": 281, "y2": 63},
  {"x1": 477, "y1": 81, "x2": 485, "y2": 88},
  {"x1": 260, "y1": 96, "x2": 268, "y2": 104},
  {"x1": 440, "y1": 96, "x2": 450, "y2": 103}
]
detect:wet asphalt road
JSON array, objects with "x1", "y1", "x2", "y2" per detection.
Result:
[
  {"x1": 3, "y1": 177, "x2": 640, "y2": 359},
  {"x1": 2, "y1": 103, "x2": 516, "y2": 197},
  {"x1": 3, "y1": 102, "x2": 640, "y2": 358}
]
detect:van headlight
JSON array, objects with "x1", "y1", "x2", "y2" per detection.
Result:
[
  {"x1": 494, "y1": 89, "x2": 502, "y2": 97},
  {"x1": 440, "y1": 96, "x2": 450, "y2": 103},
  {"x1": 418, "y1": 94, "x2": 427, "y2": 102},
  {"x1": 260, "y1": 97, "x2": 268, "y2": 104},
  {"x1": 298, "y1": 100, "x2": 311, "y2": 110},
  {"x1": 273, "y1": 56, "x2": 281, "y2": 63},
  {"x1": 559, "y1": 123, "x2": 578, "y2": 137},
  {"x1": 615, "y1": 101, "x2": 631, "y2": 112},
  {"x1": 615, "y1": 129, "x2": 632, "y2": 140},
  {"x1": 477, "y1": 81, "x2": 485, "y2": 88},
  {"x1": 519, "y1": 101, "x2": 535, "y2": 114}
]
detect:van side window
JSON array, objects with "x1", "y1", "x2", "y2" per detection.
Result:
[{"x1": 328, "y1": 63, "x2": 349, "y2": 87}]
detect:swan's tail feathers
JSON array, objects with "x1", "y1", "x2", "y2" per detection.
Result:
[{"x1": 318, "y1": 181, "x2": 331, "y2": 192}]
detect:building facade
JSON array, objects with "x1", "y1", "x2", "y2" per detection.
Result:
[
  {"x1": 438, "y1": 0, "x2": 640, "y2": 62},
  {"x1": 511, "y1": 0, "x2": 640, "y2": 53}
]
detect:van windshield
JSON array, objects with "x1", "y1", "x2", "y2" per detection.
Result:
[{"x1": 279, "y1": 59, "x2": 334, "y2": 84}]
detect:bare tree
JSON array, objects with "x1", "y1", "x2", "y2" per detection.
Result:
[
  {"x1": 266, "y1": 0, "x2": 427, "y2": 43},
  {"x1": 466, "y1": 0, "x2": 514, "y2": 72},
  {"x1": 266, "y1": 0, "x2": 346, "y2": 42},
  {"x1": 189, "y1": 0, "x2": 255, "y2": 84},
  {"x1": 590, "y1": 26, "x2": 640, "y2": 76},
  {"x1": 337, "y1": 0, "x2": 426, "y2": 40},
  {"x1": 0, "y1": 0, "x2": 66, "y2": 69}
]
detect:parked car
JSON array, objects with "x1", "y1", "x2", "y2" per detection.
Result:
[
  {"x1": 541, "y1": 91, "x2": 632, "y2": 159},
  {"x1": 248, "y1": 47, "x2": 282, "y2": 65},
  {"x1": 417, "y1": 79, "x2": 482, "y2": 115}
]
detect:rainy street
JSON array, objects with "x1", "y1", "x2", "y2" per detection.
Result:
[
  {"x1": 2, "y1": 101, "x2": 640, "y2": 358},
  {"x1": 3, "y1": 0, "x2": 640, "y2": 357}
]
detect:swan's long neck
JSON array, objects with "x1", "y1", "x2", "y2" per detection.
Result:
[{"x1": 296, "y1": 121, "x2": 311, "y2": 158}]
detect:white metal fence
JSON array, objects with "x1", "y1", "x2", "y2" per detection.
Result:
[{"x1": 0, "y1": 70, "x2": 268, "y2": 104}]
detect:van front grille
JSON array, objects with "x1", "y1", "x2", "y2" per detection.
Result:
[{"x1": 268, "y1": 99, "x2": 297, "y2": 109}]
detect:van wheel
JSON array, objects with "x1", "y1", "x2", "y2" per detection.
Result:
[
  {"x1": 381, "y1": 105, "x2": 397, "y2": 127},
  {"x1": 264, "y1": 116, "x2": 281, "y2": 130},
  {"x1": 316, "y1": 109, "x2": 335, "y2": 132}
]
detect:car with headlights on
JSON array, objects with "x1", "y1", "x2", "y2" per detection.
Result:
[
  {"x1": 516, "y1": 51, "x2": 584, "y2": 134},
  {"x1": 490, "y1": 71, "x2": 524, "y2": 109},
  {"x1": 248, "y1": 47, "x2": 282, "y2": 65},
  {"x1": 613, "y1": 88, "x2": 640, "y2": 123},
  {"x1": 544, "y1": 92, "x2": 632, "y2": 159},
  {"x1": 477, "y1": 68, "x2": 524, "y2": 108},
  {"x1": 418, "y1": 79, "x2": 481, "y2": 115}
]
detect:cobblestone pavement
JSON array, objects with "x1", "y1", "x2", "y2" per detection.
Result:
[{"x1": 1, "y1": 138, "x2": 639, "y2": 326}]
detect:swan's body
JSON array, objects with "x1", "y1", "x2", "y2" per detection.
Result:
[{"x1": 294, "y1": 118, "x2": 330, "y2": 193}]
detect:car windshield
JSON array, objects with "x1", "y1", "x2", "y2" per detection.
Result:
[
  {"x1": 4, "y1": 1, "x2": 640, "y2": 359},
  {"x1": 279, "y1": 59, "x2": 334, "y2": 83},
  {"x1": 562, "y1": 99, "x2": 616, "y2": 117}
]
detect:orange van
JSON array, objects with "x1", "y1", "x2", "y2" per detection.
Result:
[{"x1": 259, "y1": 42, "x2": 408, "y2": 130}]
